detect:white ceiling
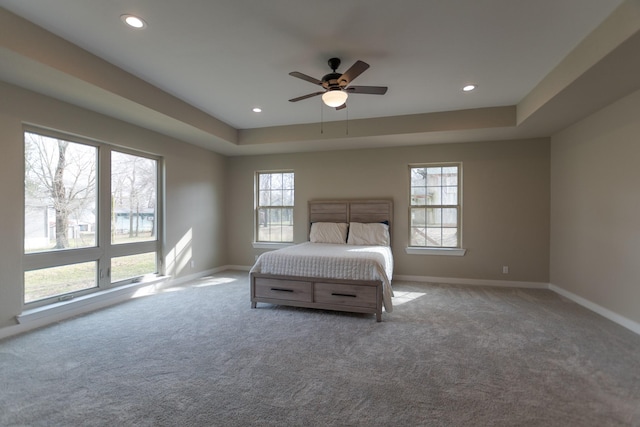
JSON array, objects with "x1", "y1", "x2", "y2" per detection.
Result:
[{"x1": 0, "y1": 0, "x2": 634, "y2": 155}]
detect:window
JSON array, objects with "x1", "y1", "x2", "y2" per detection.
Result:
[
  {"x1": 24, "y1": 129, "x2": 162, "y2": 306},
  {"x1": 255, "y1": 171, "x2": 294, "y2": 243},
  {"x1": 111, "y1": 151, "x2": 158, "y2": 246},
  {"x1": 409, "y1": 164, "x2": 461, "y2": 248},
  {"x1": 24, "y1": 135, "x2": 98, "y2": 253}
]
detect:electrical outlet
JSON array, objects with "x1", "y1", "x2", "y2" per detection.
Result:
[
  {"x1": 502, "y1": 266, "x2": 509, "y2": 274},
  {"x1": 190, "y1": 260, "x2": 195, "y2": 269}
]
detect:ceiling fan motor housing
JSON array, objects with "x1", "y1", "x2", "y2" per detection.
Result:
[
  {"x1": 323, "y1": 58, "x2": 350, "y2": 89},
  {"x1": 322, "y1": 72, "x2": 345, "y2": 90}
]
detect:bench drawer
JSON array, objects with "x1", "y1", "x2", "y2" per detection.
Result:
[
  {"x1": 314, "y1": 282, "x2": 378, "y2": 308},
  {"x1": 254, "y1": 278, "x2": 313, "y2": 302}
]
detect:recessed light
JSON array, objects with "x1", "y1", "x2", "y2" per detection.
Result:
[
  {"x1": 121, "y1": 14, "x2": 147, "y2": 29},
  {"x1": 462, "y1": 84, "x2": 476, "y2": 92},
  {"x1": 252, "y1": 107, "x2": 262, "y2": 113}
]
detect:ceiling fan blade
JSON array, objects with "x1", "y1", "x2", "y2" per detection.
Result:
[
  {"x1": 289, "y1": 91, "x2": 325, "y2": 102},
  {"x1": 345, "y1": 85, "x2": 388, "y2": 95},
  {"x1": 338, "y1": 60, "x2": 369, "y2": 85},
  {"x1": 335, "y1": 103, "x2": 347, "y2": 111},
  {"x1": 289, "y1": 71, "x2": 323, "y2": 86}
]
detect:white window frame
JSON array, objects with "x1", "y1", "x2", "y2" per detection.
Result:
[
  {"x1": 407, "y1": 163, "x2": 466, "y2": 256},
  {"x1": 254, "y1": 170, "x2": 294, "y2": 245},
  {"x1": 23, "y1": 127, "x2": 164, "y2": 308}
]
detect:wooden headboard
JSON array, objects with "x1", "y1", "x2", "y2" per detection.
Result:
[{"x1": 308, "y1": 199, "x2": 393, "y2": 241}]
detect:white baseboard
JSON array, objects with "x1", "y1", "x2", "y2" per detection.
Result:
[
  {"x1": 167, "y1": 265, "x2": 245, "y2": 287},
  {"x1": 394, "y1": 274, "x2": 639, "y2": 337},
  {"x1": 549, "y1": 284, "x2": 640, "y2": 336},
  {"x1": 394, "y1": 274, "x2": 548, "y2": 289},
  {"x1": 3, "y1": 268, "x2": 637, "y2": 340},
  {"x1": 224, "y1": 265, "x2": 251, "y2": 272}
]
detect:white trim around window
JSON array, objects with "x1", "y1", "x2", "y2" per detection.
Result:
[
  {"x1": 408, "y1": 162, "x2": 464, "y2": 253},
  {"x1": 405, "y1": 247, "x2": 467, "y2": 256},
  {"x1": 251, "y1": 241, "x2": 295, "y2": 249}
]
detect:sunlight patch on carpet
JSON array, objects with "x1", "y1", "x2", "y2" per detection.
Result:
[
  {"x1": 392, "y1": 290, "x2": 426, "y2": 305},
  {"x1": 193, "y1": 277, "x2": 238, "y2": 287}
]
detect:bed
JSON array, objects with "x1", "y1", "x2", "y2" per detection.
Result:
[{"x1": 250, "y1": 199, "x2": 393, "y2": 321}]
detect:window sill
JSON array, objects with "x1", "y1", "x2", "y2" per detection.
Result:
[
  {"x1": 252, "y1": 242, "x2": 295, "y2": 249},
  {"x1": 405, "y1": 247, "x2": 467, "y2": 256},
  {"x1": 17, "y1": 276, "x2": 170, "y2": 325}
]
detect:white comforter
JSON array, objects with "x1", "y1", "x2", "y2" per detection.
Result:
[{"x1": 250, "y1": 242, "x2": 393, "y2": 312}]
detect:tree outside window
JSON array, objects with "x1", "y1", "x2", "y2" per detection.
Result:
[
  {"x1": 111, "y1": 151, "x2": 157, "y2": 244},
  {"x1": 24, "y1": 132, "x2": 97, "y2": 252}
]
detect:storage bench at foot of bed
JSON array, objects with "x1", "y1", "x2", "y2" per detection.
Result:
[{"x1": 250, "y1": 273, "x2": 384, "y2": 322}]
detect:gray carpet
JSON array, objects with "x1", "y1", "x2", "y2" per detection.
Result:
[{"x1": 1, "y1": 270, "x2": 639, "y2": 426}]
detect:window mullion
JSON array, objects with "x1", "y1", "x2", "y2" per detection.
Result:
[
  {"x1": 97, "y1": 147, "x2": 112, "y2": 288},
  {"x1": 109, "y1": 240, "x2": 158, "y2": 257},
  {"x1": 24, "y1": 247, "x2": 103, "y2": 271}
]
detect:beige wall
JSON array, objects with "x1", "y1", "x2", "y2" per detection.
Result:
[
  {"x1": 0, "y1": 82, "x2": 228, "y2": 328},
  {"x1": 227, "y1": 138, "x2": 550, "y2": 283},
  {"x1": 551, "y1": 88, "x2": 640, "y2": 324},
  {"x1": 1, "y1": 66, "x2": 637, "y2": 335}
]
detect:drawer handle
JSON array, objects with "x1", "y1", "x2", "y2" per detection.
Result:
[
  {"x1": 331, "y1": 292, "x2": 357, "y2": 298},
  {"x1": 271, "y1": 287, "x2": 294, "y2": 293}
]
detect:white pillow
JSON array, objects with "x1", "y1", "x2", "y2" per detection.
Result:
[
  {"x1": 347, "y1": 222, "x2": 390, "y2": 246},
  {"x1": 309, "y1": 222, "x2": 348, "y2": 244}
]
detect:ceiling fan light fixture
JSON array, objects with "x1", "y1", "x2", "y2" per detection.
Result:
[{"x1": 322, "y1": 89, "x2": 348, "y2": 107}]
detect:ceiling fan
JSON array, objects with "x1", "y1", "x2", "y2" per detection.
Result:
[{"x1": 288, "y1": 58, "x2": 388, "y2": 110}]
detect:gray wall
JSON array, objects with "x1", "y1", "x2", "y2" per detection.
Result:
[
  {"x1": 0, "y1": 82, "x2": 228, "y2": 328},
  {"x1": 551, "y1": 88, "x2": 640, "y2": 325},
  {"x1": 227, "y1": 138, "x2": 550, "y2": 283}
]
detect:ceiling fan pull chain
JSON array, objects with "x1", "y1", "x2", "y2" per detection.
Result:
[
  {"x1": 320, "y1": 98, "x2": 324, "y2": 134},
  {"x1": 346, "y1": 106, "x2": 349, "y2": 136}
]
